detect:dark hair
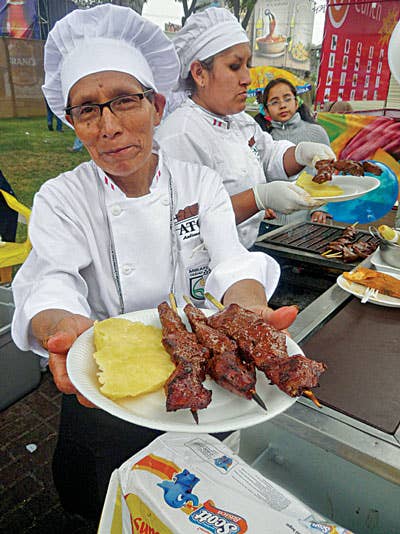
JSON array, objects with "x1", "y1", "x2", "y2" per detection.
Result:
[
  {"x1": 185, "y1": 56, "x2": 215, "y2": 95},
  {"x1": 263, "y1": 77, "x2": 316, "y2": 124}
]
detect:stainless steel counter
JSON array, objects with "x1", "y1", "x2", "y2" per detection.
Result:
[
  {"x1": 287, "y1": 272, "x2": 400, "y2": 485},
  {"x1": 239, "y1": 266, "x2": 400, "y2": 533}
]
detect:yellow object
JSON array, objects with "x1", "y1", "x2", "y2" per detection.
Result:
[
  {"x1": 373, "y1": 148, "x2": 400, "y2": 184},
  {"x1": 249, "y1": 66, "x2": 305, "y2": 93},
  {"x1": 0, "y1": 189, "x2": 31, "y2": 269},
  {"x1": 93, "y1": 318, "x2": 175, "y2": 400},
  {"x1": 343, "y1": 267, "x2": 400, "y2": 299},
  {"x1": 378, "y1": 225, "x2": 400, "y2": 244},
  {"x1": 296, "y1": 172, "x2": 344, "y2": 197},
  {"x1": 125, "y1": 494, "x2": 172, "y2": 533},
  {"x1": 94, "y1": 317, "x2": 162, "y2": 350}
]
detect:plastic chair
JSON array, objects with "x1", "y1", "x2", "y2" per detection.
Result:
[{"x1": 0, "y1": 189, "x2": 31, "y2": 281}]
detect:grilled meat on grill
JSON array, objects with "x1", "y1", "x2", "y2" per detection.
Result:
[{"x1": 323, "y1": 225, "x2": 378, "y2": 262}]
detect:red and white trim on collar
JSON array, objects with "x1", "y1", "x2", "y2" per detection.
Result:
[
  {"x1": 208, "y1": 116, "x2": 229, "y2": 130},
  {"x1": 102, "y1": 167, "x2": 162, "y2": 193},
  {"x1": 103, "y1": 175, "x2": 115, "y2": 191}
]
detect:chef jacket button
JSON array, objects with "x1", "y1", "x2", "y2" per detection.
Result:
[
  {"x1": 242, "y1": 229, "x2": 248, "y2": 236},
  {"x1": 111, "y1": 205, "x2": 122, "y2": 216},
  {"x1": 122, "y1": 264, "x2": 134, "y2": 275},
  {"x1": 161, "y1": 196, "x2": 169, "y2": 206}
]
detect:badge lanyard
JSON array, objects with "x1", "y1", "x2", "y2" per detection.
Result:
[{"x1": 95, "y1": 162, "x2": 178, "y2": 315}]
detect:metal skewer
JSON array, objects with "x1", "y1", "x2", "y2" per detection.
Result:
[
  {"x1": 251, "y1": 392, "x2": 268, "y2": 411},
  {"x1": 169, "y1": 293, "x2": 199, "y2": 424},
  {"x1": 205, "y1": 293, "x2": 322, "y2": 409}
]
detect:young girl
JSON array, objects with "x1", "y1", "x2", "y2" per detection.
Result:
[{"x1": 262, "y1": 78, "x2": 331, "y2": 225}]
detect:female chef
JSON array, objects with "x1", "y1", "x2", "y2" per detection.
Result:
[
  {"x1": 11, "y1": 5, "x2": 298, "y2": 521},
  {"x1": 156, "y1": 7, "x2": 336, "y2": 249}
]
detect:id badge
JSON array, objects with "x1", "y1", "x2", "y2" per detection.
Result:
[{"x1": 187, "y1": 263, "x2": 211, "y2": 302}]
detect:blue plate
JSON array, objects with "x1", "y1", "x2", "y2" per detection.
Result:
[{"x1": 326, "y1": 160, "x2": 399, "y2": 224}]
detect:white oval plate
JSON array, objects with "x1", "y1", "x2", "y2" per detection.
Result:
[
  {"x1": 370, "y1": 248, "x2": 400, "y2": 275},
  {"x1": 337, "y1": 271, "x2": 400, "y2": 307},
  {"x1": 311, "y1": 175, "x2": 380, "y2": 202},
  {"x1": 67, "y1": 308, "x2": 302, "y2": 433}
]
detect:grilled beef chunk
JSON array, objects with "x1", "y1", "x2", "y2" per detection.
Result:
[{"x1": 208, "y1": 304, "x2": 326, "y2": 397}]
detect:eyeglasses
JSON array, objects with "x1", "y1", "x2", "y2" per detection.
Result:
[
  {"x1": 266, "y1": 96, "x2": 296, "y2": 108},
  {"x1": 65, "y1": 90, "x2": 154, "y2": 125}
]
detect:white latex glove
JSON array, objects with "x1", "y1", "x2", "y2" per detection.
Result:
[
  {"x1": 253, "y1": 181, "x2": 325, "y2": 214},
  {"x1": 294, "y1": 142, "x2": 336, "y2": 167}
]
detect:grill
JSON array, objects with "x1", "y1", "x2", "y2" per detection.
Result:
[{"x1": 255, "y1": 222, "x2": 380, "y2": 270}]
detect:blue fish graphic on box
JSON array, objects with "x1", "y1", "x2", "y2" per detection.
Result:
[{"x1": 157, "y1": 469, "x2": 199, "y2": 508}]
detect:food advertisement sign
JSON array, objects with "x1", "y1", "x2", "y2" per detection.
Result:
[
  {"x1": 316, "y1": 0, "x2": 400, "y2": 104},
  {"x1": 251, "y1": 0, "x2": 314, "y2": 71},
  {"x1": 0, "y1": 0, "x2": 39, "y2": 39}
]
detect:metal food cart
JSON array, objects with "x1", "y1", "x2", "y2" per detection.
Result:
[{"x1": 239, "y1": 223, "x2": 400, "y2": 534}]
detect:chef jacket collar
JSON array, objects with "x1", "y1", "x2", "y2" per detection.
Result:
[
  {"x1": 190, "y1": 99, "x2": 231, "y2": 130},
  {"x1": 96, "y1": 145, "x2": 163, "y2": 200}
]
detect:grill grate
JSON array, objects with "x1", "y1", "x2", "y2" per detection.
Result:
[{"x1": 259, "y1": 222, "x2": 379, "y2": 263}]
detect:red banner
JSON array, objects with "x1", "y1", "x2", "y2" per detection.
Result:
[{"x1": 316, "y1": 0, "x2": 400, "y2": 104}]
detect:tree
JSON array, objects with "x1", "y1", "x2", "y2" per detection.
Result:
[
  {"x1": 225, "y1": 0, "x2": 257, "y2": 30},
  {"x1": 176, "y1": 0, "x2": 198, "y2": 26}
]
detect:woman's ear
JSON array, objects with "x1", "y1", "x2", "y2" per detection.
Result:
[
  {"x1": 295, "y1": 96, "x2": 300, "y2": 109},
  {"x1": 190, "y1": 60, "x2": 206, "y2": 88}
]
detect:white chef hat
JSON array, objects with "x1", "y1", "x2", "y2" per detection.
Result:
[
  {"x1": 42, "y1": 3, "x2": 180, "y2": 124},
  {"x1": 388, "y1": 20, "x2": 400, "y2": 85},
  {"x1": 173, "y1": 7, "x2": 249, "y2": 81}
]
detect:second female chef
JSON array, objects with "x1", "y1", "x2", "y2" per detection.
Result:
[{"x1": 156, "y1": 7, "x2": 336, "y2": 248}]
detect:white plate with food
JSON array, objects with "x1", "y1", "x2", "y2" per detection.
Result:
[
  {"x1": 337, "y1": 270, "x2": 400, "y2": 307},
  {"x1": 296, "y1": 174, "x2": 380, "y2": 202},
  {"x1": 370, "y1": 248, "x2": 400, "y2": 275},
  {"x1": 67, "y1": 308, "x2": 304, "y2": 433}
]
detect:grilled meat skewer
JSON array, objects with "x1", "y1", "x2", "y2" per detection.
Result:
[
  {"x1": 313, "y1": 158, "x2": 382, "y2": 184},
  {"x1": 183, "y1": 301, "x2": 266, "y2": 410},
  {"x1": 207, "y1": 303, "x2": 326, "y2": 398},
  {"x1": 322, "y1": 225, "x2": 378, "y2": 262},
  {"x1": 158, "y1": 302, "x2": 211, "y2": 419}
]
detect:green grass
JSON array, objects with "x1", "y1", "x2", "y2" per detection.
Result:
[
  {"x1": 0, "y1": 116, "x2": 89, "y2": 208},
  {"x1": 0, "y1": 117, "x2": 89, "y2": 245}
]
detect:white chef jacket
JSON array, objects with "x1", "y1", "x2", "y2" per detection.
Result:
[
  {"x1": 155, "y1": 98, "x2": 294, "y2": 249},
  {"x1": 11, "y1": 149, "x2": 280, "y2": 357}
]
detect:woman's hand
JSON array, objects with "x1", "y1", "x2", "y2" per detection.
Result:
[
  {"x1": 310, "y1": 211, "x2": 332, "y2": 224},
  {"x1": 33, "y1": 310, "x2": 95, "y2": 407},
  {"x1": 249, "y1": 304, "x2": 298, "y2": 331},
  {"x1": 294, "y1": 142, "x2": 336, "y2": 168},
  {"x1": 253, "y1": 181, "x2": 325, "y2": 214},
  {"x1": 264, "y1": 208, "x2": 277, "y2": 219},
  {"x1": 223, "y1": 281, "x2": 298, "y2": 331}
]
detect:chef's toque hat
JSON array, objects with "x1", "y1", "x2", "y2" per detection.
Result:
[
  {"x1": 173, "y1": 7, "x2": 249, "y2": 81},
  {"x1": 388, "y1": 20, "x2": 400, "y2": 85},
  {"x1": 42, "y1": 3, "x2": 180, "y2": 123}
]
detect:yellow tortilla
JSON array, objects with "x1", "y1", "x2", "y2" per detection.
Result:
[{"x1": 296, "y1": 172, "x2": 344, "y2": 197}]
